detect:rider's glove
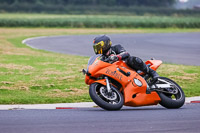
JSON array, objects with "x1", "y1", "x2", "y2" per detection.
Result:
[{"x1": 109, "y1": 55, "x2": 119, "y2": 62}]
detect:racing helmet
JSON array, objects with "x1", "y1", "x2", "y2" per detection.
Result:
[{"x1": 93, "y1": 35, "x2": 112, "y2": 54}]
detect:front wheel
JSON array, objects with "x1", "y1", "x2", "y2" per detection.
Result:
[
  {"x1": 156, "y1": 77, "x2": 185, "y2": 109},
  {"x1": 89, "y1": 83, "x2": 124, "y2": 111}
]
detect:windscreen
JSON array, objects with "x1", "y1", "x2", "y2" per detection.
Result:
[{"x1": 87, "y1": 54, "x2": 101, "y2": 72}]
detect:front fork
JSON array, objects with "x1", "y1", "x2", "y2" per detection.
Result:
[{"x1": 105, "y1": 76, "x2": 112, "y2": 93}]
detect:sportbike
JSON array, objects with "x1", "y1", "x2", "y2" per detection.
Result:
[{"x1": 82, "y1": 54, "x2": 185, "y2": 110}]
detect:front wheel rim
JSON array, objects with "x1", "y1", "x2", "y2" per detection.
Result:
[{"x1": 95, "y1": 84, "x2": 122, "y2": 105}]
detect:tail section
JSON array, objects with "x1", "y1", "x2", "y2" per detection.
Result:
[{"x1": 145, "y1": 60, "x2": 162, "y2": 71}]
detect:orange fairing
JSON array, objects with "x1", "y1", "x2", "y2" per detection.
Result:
[
  {"x1": 88, "y1": 59, "x2": 111, "y2": 78},
  {"x1": 123, "y1": 73, "x2": 160, "y2": 107},
  {"x1": 85, "y1": 75, "x2": 95, "y2": 85},
  {"x1": 124, "y1": 83, "x2": 161, "y2": 107},
  {"x1": 85, "y1": 57, "x2": 112, "y2": 85}
]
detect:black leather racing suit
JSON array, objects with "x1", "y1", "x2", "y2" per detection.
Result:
[{"x1": 109, "y1": 44, "x2": 149, "y2": 73}]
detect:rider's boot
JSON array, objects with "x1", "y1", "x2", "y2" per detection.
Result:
[
  {"x1": 143, "y1": 64, "x2": 159, "y2": 81},
  {"x1": 148, "y1": 67, "x2": 159, "y2": 80}
]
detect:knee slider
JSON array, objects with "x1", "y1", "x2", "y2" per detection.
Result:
[{"x1": 133, "y1": 57, "x2": 143, "y2": 66}]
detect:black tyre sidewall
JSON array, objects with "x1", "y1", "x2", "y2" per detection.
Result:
[
  {"x1": 89, "y1": 83, "x2": 124, "y2": 111},
  {"x1": 157, "y1": 77, "x2": 185, "y2": 109}
]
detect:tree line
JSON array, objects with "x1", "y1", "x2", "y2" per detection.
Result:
[
  {"x1": 0, "y1": 0, "x2": 176, "y2": 7},
  {"x1": 1, "y1": 0, "x2": 199, "y2": 16}
]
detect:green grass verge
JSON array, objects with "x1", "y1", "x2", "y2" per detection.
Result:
[{"x1": 0, "y1": 28, "x2": 199, "y2": 104}]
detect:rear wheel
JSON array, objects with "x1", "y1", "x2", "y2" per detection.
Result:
[
  {"x1": 89, "y1": 83, "x2": 124, "y2": 111},
  {"x1": 156, "y1": 77, "x2": 185, "y2": 109}
]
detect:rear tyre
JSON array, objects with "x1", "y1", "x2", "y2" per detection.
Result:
[
  {"x1": 157, "y1": 77, "x2": 185, "y2": 109},
  {"x1": 89, "y1": 83, "x2": 124, "y2": 111}
]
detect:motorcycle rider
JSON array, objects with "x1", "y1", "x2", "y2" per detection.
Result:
[{"x1": 93, "y1": 35, "x2": 159, "y2": 80}]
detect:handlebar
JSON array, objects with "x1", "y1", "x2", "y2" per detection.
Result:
[
  {"x1": 104, "y1": 57, "x2": 110, "y2": 62},
  {"x1": 103, "y1": 57, "x2": 116, "y2": 64}
]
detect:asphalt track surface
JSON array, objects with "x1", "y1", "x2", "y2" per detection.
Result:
[
  {"x1": 24, "y1": 32, "x2": 200, "y2": 66},
  {"x1": 0, "y1": 104, "x2": 200, "y2": 133}
]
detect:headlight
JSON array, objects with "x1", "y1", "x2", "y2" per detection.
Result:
[{"x1": 134, "y1": 78, "x2": 142, "y2": 87}]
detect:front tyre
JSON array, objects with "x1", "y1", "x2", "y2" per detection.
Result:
[
  {"x1": 157, "y1": 77, "x2": 185, "y2": 109},
  {"x1": 89, "y1": 83, "x2": 124, "y2": 111}
]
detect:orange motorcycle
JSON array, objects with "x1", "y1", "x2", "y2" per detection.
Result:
[{"x1": 82, "y1": 54, "x2": 185, "y2": 110}]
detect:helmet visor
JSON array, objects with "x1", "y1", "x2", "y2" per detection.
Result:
[{"x1": 93, "y1": 41, "x2": 104, "y2": 54}]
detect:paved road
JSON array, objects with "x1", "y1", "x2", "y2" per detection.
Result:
[
  {"x1": 24, "y1": 32, "x2": 200, "y2": 66},
  {"x1": 0, "y1": 104, "x2": 200, "y2": 133}
]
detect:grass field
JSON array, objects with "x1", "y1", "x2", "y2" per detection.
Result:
[
  {"x1": 0, "y1": 28, "x2": 200, "y2": 104},
  {"x1": 0, "y1": 13, "x2": 200, "y2": 28}
]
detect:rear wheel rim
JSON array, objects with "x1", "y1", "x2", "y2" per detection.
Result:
[{"x1": 158, "y1": 78, "x2": 183, "y2": 101}]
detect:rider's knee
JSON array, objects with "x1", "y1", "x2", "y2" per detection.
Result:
[{"x1": 127, "y1": 56, "x2": 143, "y2": 70}]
